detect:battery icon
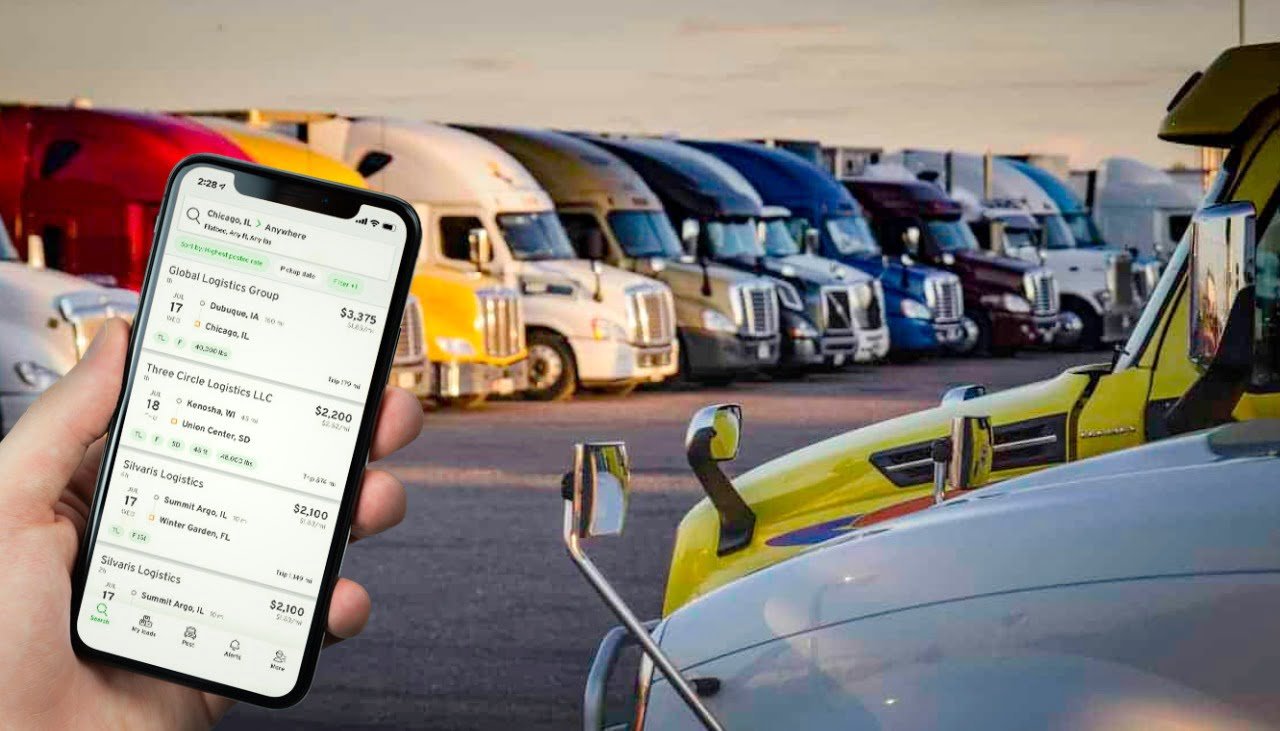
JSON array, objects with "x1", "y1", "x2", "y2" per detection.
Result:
[{"x1": 381, "y1": 222, "x2": 395, "y2": 231}]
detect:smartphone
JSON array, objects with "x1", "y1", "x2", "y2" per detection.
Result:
[{"x1": 70, "y1": 154, "x2": 421, "y2": 707}]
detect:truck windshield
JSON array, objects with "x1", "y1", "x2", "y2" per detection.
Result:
[
  {"x1": 825, "y1": 215, "x2": 879, "y2": 256},
  {"x1": 706, "y1": 219, "x2": 764, "y2": 259},
  {"x1": 1037, "y1": 213, "x2": 1082, "y2": 250},
  {"x1": 606, "y1": 211, "x2": 683, "y2": 259},
  {"x1": 925, "y1": 219, "x2": 979, "y2": 252},
  {"x1": 1062, "y1": 211, "x2": 1107, "y2": 248},
  {"x1": 497, "y1": 212, "x2": 576, "y2": 261},
  {"x1": 1004, "y1": 228, "x2": 1039, "y2": 252},
  {"x1": 761, "y1": 219, "x2": 800, "y2": 257}
]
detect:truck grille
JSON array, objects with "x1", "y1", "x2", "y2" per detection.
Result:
[
  {"x1": 858, "y1": 281, "x2": 884, "y2": 331},
  {"x1": 1024, "y1": 269, "x2": 1060, "y2": 316},
  {"x1": 734, "y1": 282, "x2": 779, "y2": 337},
  {"x1": 1107, "y1": 254, "x2": 1136, "y2": 309},
  {"x1": 627, "y1": 285, "x2": 675, "y2": 346},
  {"x1": 925, "y1": 275, "x2": 963, "y2": 323},
  {"x1": 479, "y1": 288, "x2": 524, "y2": 358},
  {"x1": 1132, "y1": 260, "x2": 1159, "y2": 304},
  {"x1": 394, "y1": 295, "x2": 425, "y2": 366},
  {"x1": 820, "y1": 286, "x2": 854, "y2": 334}
]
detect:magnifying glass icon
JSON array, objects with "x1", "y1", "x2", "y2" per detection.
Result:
[
  {"x1": 95, "y1": 603, "x2": 108, "y2": 616},
  {"x1": 186, "y1": 207, "x2": 200, "y2": 225}
]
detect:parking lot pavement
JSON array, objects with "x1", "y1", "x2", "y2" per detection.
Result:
[{"x1": 225, "y1": 350, "x2": 1099, "y2": 730}]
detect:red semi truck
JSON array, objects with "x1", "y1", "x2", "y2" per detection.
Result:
[{"x1": 0, "y1": 105, "x2": 249, "y2": 289}]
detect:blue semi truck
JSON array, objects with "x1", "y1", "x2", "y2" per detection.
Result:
[{"x1": 685, "y1": 140, "x2": 965, "y2": 356}]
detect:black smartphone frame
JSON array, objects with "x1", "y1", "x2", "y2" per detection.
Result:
[{"x1": 68, "y1": 153, "x2": 422, "y2": 708}]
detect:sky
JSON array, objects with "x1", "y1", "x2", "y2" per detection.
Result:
[{"x1": 3, "y1": 0, "x2": 1277, "y2": 169}]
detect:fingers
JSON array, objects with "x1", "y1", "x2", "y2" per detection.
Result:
[
  {"x1": 0, "y1": 319, "x2": 128, "y2": 514},
  {"x1": 369, "y1": 386, "x2": 423, "y2": 462},
  {"x1": 351, "y1": 469, "x2": 407, "y2": 540},
  {"x1": 325, "y1": 578, "x2": 371, "y2": 641}
]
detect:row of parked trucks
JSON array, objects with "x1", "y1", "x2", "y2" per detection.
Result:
[
  {"x1": 558, "y1": 42, "x2": 1280, "y2": 730},
  {"x1": 0, "y1": 92, "x2": 1178, "y2": 427}
]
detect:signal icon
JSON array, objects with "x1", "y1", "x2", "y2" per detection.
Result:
[{"x1": 355, "y1": 217, "x2": 368, "y2": 226}]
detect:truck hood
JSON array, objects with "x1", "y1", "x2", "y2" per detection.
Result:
[
  {"x1": 950, "y1": 249, "x2": 1038, "y2": 290},
  {"x1": 660, "y1": 421, "x2": 1280, "y2": 671},
  {"x1": 765, "y1": 253, "x2": 872, "y2": 287},
  {"x1": 523, "y1": 258, "x2": 658, "y2": 293}
]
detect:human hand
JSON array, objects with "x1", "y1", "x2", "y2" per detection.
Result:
[{"x1": 0, "y1": 319, "x2": 423, "y2": 729}]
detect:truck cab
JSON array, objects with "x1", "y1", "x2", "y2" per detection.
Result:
[
  {"x1": 187, "y1": 116, "x2": 431, "y2": 400},
  {"x1": 847, "y1": 172, "x2": 1060, "y2": 355},
  {"x1": 463, "y1": 126, "x2": 786, "y2": 386},
  {"x1": 0, "y1": 105, "x2": 250, "y2": 290},
  {"x1": 304, "y1": 118, "x2": 675, "y2": 401},
  {"x1": 657, "y1": 42, "x2": 1280, "y2": 613},
  {"x1": 1078, "y1": 157, "x2": 1201, "y2": 263},
  {"x1": 687, "y1": 139, "x2": 969, "y2": 360},
  {"x1": 0, "y1": 212, "x2": 136, "y2": 435}
]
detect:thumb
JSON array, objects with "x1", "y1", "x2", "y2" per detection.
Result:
[{"x1": 0, "y1": 318, "x2": 128, "y2": 517}]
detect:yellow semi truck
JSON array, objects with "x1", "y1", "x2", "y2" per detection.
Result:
[
  {"x1": 190, "y1": 110, "x2": 528, "y2": 408},
  {"x1": 662, "y1": 43, "x2": 1280, "y2": 613},
  {"x1": 188, "y1": 116, "x2": 432, "y2": 397}
]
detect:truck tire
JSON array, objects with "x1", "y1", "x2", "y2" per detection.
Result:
[
  {"x1": 525, "y1": 330, "x2": 577, "y2": 401},
  {"x1": 1063, "y1": 297, "x2": 1102, "y2": 350},
  {"x1": 590, "y1": 382, "x2": 638, "y2": 397}
]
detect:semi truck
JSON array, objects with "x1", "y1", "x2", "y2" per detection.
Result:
[
  {"x1": 892, "y1": 150, "x2": 1141, "y2": 349},
  {"x1": 1074, "y1": 157, "x2": 1201, "y2": 262},
  {"x1": 644, "y1": 41, "x2": 1280, "y2": 615},
  {"x1": 187, "y1": 116, "x2": 431, "y2": 399},
  {"x1": 461, "y1": 126, "x2": 781, "y2": 384},
  {"x1": 0, "y1": 105, "x2": 250, "y2": 290},
  {"x1": 297, "y1": 118, "x2": 677, "y2": 401},
  {"x1": 0, "y1": 212, "x2": 136, "y2": 435},
  {"x1": 563, "y1": 43, "x2": 1280, "y2": 729},
  {"x1": 687, "y1": 139, "x2": 964, "y2": 358},
  {"x1": 582, "y1": 135, "x2": 885, "y2": 373},
  {"x1": 846, "y1": 170, "x2": 1061, "y2": 355}
]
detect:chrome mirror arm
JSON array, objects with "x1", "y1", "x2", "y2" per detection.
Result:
[{"x1": 562, "y1": 503, "x2": 725, "y2": 731}]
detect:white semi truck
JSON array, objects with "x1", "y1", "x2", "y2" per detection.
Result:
[
  {"x1": 1073, "y1": 157, "x2": 1201, "y2": 262},
  {"x1": 305, "y1": 118, "x2": 679, "y2": 400}
]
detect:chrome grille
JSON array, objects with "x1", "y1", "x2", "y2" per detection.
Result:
[
  {"x1": 925, "y1": 275, "x2": 963, "y2": 323},
  {"x1": 1024, "y1": 269, "x2": 1060, "y2": 316},
  {"x1": 820, "y1": 286, "x2": 854, "y2": 334},
  {"x1": 1132, "y1": 260, "x2": 1159, "y2": 304},
  {"x1": 1107, "y1": 254, "x2": 1136, "y2": 309},
  {"x1": 394, "y1": 295, "x2": 425, "y2": 366},
  {"x1": 479, "y1": 288, "x2": 523, "y2": 358},
  {"x1": 734, "y1": 282, "x2": 779, "y2": 337},
  {"x1": 858, "y1": 281, "x2": 884, "y2": 331},
  {"x1": 627, "y1": 285, "x2": 675, "y2": 346}
]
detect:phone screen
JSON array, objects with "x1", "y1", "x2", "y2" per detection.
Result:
[{"x1": 74, "y1": 161, "x2": 413, "y2": 700}]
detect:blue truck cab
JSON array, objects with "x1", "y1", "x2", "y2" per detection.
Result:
[{"x1": 686, "y1": 140, "x2": 965, "y2": 356}]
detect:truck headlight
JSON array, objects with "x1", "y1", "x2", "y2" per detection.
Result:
[
  {"x1": 14, "y1": 361, "x2": 62, "y2": 389},
  {"x1": 775, "y1": 281, "x2": 804, "y2": 311},
  {"x1": 900, "y1": 298, "x2": 932, "y2": 321},
  {"x1": 983, "y1": 293, "x2": 1032, "y2": 314},
  {"x1": 701, "y1": 308, "x2": 738, "y2": 334},
  {"x1": 789, "y1": 318, "x2": 819, "y2": 339},
  {"x1": 591, "y1": 318, "x2": 629, "y2": 342},
  {"x1": 434, "y1": 337, "x2": 476, "y2": 357}
]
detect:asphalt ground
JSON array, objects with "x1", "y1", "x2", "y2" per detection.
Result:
[{"x1": 224, "y1": 349, "x2": 1097, "y2": 730}]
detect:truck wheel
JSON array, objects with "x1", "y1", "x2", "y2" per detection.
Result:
[
  {"x1": 971, "y1": 310, "x2": 994, "y2": 356},
  {"x1": 525, "y1": 330, "x2": 577, "y2": 401},
  {"x1": 1063, "y1": 298, "x2": 1102, "y2": 350},
  {"x1": 591, "y1": 382, "x2": 638, "y2": 397}
]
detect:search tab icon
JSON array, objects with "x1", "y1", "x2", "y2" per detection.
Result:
[
  {"x1": 186, "y1": 207, "x2": 200, "y2": 225},
  {"x1": 96, "y1": 602, "x2": 108, "y2": 616}
]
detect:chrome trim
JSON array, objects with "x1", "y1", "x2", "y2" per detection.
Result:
[
  {"x1": 394, "y1": 295, "x2": 426, "y2": 367},
  {"x1": 924, "y1": 274, "x2": 963, "y2": 322},
  {"x1": 883, "y1": 433, "x2": 1058, "y2": 473},
  {"x1": 940, "y1": 384, "x2": 987, "y2": 406},
  {"x1": 478, "y1": 287, "x2": 524, "y2": 358},
  {"x1": 584, "y1": 621, "x2": 659, "y2": 731},
  {"x1": 1023, "y1": 268, "x2": 1060, "y2": 317},
  {"x1": 730, "y1": 282, "x2": 779, "y2": 338},
  {"x1": 626, "y1": 284, "x2": 675, "y2": 346}
]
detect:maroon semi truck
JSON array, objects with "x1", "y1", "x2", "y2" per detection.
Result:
[
  {"x1": 846, "y1": 178, "x2": 1062, "y2": 355},
  {"x1": 0, "y1": 105, "x2": 250, "y2": 290}
]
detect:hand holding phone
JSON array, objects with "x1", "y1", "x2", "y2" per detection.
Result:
[{"x1": 61, "y1": 155, "x2": 423, "y2": 708}]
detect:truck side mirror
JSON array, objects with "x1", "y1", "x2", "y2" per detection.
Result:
[
  {"x1": 584, "y1": 228, "x2": 607, "y2": 263},
  {"x1": 26, "y1": 234, "x2": 46, "y2": 269},
  {"x1": 803, "y1": 227, "x2": 820, "y2": 255},
  {"x1": 940, "y1": 384, "x2": 986, "y2": 405},
  {"x1": 929, "y1": 415, "x2": 994, "y2": 504},
  {"x1": 566, "y1": 442, "x2": 630, "y2": 539},
  {"x1": 467, "y1": 228, "x2": 490, "y2": 273},
  {"x1": 1188, "y1": 202, "x2": 1255, "y2": 370},
  {"x1": 685, "y1": 404, "x2": 755, "y2": 555},
  {"x1": 681, "y1": 219, "x2": 702, "y2": 255},
  {"x1": 561, "y1": 442, "x2": 725, "y2": 731}
]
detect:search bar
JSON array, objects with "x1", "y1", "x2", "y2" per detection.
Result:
[{"x1": 177, "y1": 196, "x2": 394, "y2": 281}]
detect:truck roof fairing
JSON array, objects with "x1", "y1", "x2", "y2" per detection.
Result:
[
  {"x1": 459, "y1": 126, "x2": 662, "y2": 212},
  {"x1": 1160, "y1": 43, "x2": 1280, "y2": 147},
  {"x1": 189, "y1": 117, "x2": 366, "y2": 188},
  {"x1": 322, "y1": 118, "x2": 553, "y2": 213},
  {"x1": 890, "y1": 150, "x2": 1062, "y2": 221},
  {"x1": 578, "y1": 135, "x2": 763, "y2": 219},
  {"x1": 683, "y1": 140, "x2": 863, "y2": 220},
  {"x1": 1007, "y1": 159, "x2": 1089, "y2": 216}
]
